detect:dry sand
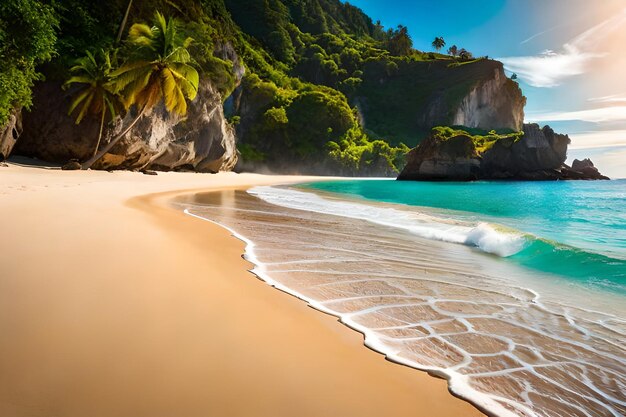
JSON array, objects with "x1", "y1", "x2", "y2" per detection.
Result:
[{"x1": 0, "y1": 164, "x2": 484, "y2": 417}]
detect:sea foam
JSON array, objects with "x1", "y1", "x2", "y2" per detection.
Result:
[{"x1": 249, "y1": 185, "x2": 527, "y2": 257}]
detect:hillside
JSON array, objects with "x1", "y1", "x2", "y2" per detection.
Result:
[{"x1": 0, "y1": 0, "x2": 525, "y2": 175}]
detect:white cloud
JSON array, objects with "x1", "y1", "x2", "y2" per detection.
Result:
[
  {"x1": 588, "y1": 95, "x2": 626, "y2": 104},
  {"x1": 567, "y1": 130, "x2": 626, "y2": 150},
  {"x1": 498, "y1": 8, "x2": 626, "y2": 88},
  {"x1": 499, "y1": 48, "x2": 602, "y2": 87},
  {"x1": 526, "y1": 106, "x2": 626, "y2": 123}
]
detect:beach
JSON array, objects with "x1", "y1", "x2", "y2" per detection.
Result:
[{"x1": 0, "y1": 164, "x2": 483, "y2": 417}]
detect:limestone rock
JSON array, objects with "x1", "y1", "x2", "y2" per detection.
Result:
[
  {"x1": 562, "y1": 159, "x2": 610, "y2": 180},
  {"x1": 452, "y1": 66, "x2": 526, "y2": 131},
  {"x1": 15, "y1": 79, "x2": 237, "y2": 172},
  {"x1": 398, "y1": 124, "x2": 608, "y2": 181},
  {"x1": 0, "y1": 109, "x2": 22, "y2": 161}
]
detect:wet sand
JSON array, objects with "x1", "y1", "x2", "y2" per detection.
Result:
[{"x1": 0, "y1": 164, "x2": 483, "y2": 417}]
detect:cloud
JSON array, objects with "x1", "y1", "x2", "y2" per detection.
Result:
[
  {"x1": 567, "y1": 130, "x2": 626, "y2": 150},
  {"x1": 498, "y1": 8, "x2": 626, "y2": 88},
  {"x1": 526, "y1": 106, "x2": 626, "y2": 123},
  {"x1": 499, "y1": 48, "x2": 602, "y2": 87},
  {"x1": 588, "y1": 95, "x2": 626, "y2": 104}
]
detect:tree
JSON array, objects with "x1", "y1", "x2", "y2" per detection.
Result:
[
  {"x1": 447, "y1": 44, "x2": 458, "y2": 57},
  {"x1": 459, "y1": 48, "x2": 473, "y2": 60},
  {"x1": 116, "y1": 0, "x2": 133, "y2": 44},
  {"x1": 511, "y1": 73, "x2": 518, "y2": 80},
  {"x1": 431, "y1": 36, "x2": 445, "y2": 52},
  {"x1": 0, "y1": 0, "x2": 58, "y2": 128},
  {"x1": 82, "y1": 11, "x2": 199, "y2": 169},
  {"x1": 386, "y1": 25, "x2": 412, "y2": 56},
  {"x1": 65, "y1": 49, "x2": 122, "y2": 159}
]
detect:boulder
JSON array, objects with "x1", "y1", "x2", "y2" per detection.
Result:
[
  {"x1": 562, "y1": 159, "x2": 610, "y2": 180},
  {"x1": 61, "y1": 160, "x2": 82, "y2": 170},
  {"x1": 15, "y1": 79, "x2": 237, "y2": 173},
  {"x1": 0, "y1": 109, "x2": 22, "y2": 161}
]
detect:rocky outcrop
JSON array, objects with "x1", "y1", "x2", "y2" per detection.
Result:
[
  {"x1": 15, "y1": 79, "x2": 237, "y2": 172},
  {"x1": 0, "y1": 109, "x2": 22, "y2": 161},
  {"x1": 452, "y1": 66, "x2": 525, "y2": 131},
  {"x1": 398, "y1": 124, "x2": 609, "y2": 181},
  {"x1": 561, "y1": 159, "x2": 610, "y2": 180}
]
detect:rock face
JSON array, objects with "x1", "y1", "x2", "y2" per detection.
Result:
[
  {"x1": 407, "y1": 59, "x2": 526, "y2": 131},
  {"x1": 15, "y1": 79, "x2": 237, "y2": 172},
  {"x1": 398, "y1": 124, "x2": 609, "y2": 181},
  {"x1": 0, "y1": 109, "x2": 22, "y2": 161},
  {"x1": 452, "y1": 66, "x2": 525, "y2": 131}
]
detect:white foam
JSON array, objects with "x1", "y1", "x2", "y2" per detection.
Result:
[{"x1": 248, "y1": 186, "x2": 527, "y2": 258}]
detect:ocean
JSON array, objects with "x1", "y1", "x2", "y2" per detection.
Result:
[{"x1": 177, "y1": 179, "x2": 626, "y2": 417}]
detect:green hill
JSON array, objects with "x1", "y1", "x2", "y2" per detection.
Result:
[{"x1": 0, "y1": 0, "x2": 524, "y2": 175}]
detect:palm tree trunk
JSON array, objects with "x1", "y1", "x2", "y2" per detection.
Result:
[
  {"x1": 82, "y1": 105, "x2": 147, "y2": 170},
  {"x1": 91, "y1": 107, "x2": 106, "y2": 159},
  {"x1": 116, "y1": 0, "x2": 133, "y2": 44}
]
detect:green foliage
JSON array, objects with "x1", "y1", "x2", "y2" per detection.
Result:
[
  {"x1": 65, "y1": 49, "x2": 121, "y2": 124},
  {"x1": 327, "y1": 127, "x2": 409, "y2": 175},
  {"x1": 431, "y1": 36, "x2": 445, "y2": 51},
  {"x1": 1, "y1": 0, "x2": 509, "y2": 176},
  {"x1": 113, "y1": 11, "x2": 199, "y2": 115},
  {"x1": 386, "y1": 25, "x2": 413, "y2": 56},
  {"x1": 431, "y1": 126, "x2": 523, "y2": 153},
  {"x1": 0, "y1": 0, "x2": 58, "y2": 125}
]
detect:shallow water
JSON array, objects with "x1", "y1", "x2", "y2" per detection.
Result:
[
  {"x1": 176, "y1": 186, "x2": 626, "y2": 417},
  {"x1": 303, "y1": 179, "x2": 626, "y2": 294}
]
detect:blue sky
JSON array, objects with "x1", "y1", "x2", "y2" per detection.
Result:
[{"x1": 348, "y1": 0, "x2": 626, "y2": 177}]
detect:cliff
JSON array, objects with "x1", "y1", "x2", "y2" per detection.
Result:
[
  {"x1": 15, "y1": 79, "x2": 237, "y2": 172},
  {"x1": 451, "y1": 65, "x2": 525, "y2": 131},
  {"x1": 352, "y1": 59, "x2": 526, "y2": 146},
  {"x1": 397, "y1": 124, "x2": 609, "y2": 181}
]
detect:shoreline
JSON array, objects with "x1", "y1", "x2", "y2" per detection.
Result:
[{"x1": 0, "y1": 165, "x2": 483, "y2": 417}]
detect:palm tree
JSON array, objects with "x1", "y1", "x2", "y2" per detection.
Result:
[
  {"x1": 447, "y1": 44, "x2": 458, "y2": 57},
  {"x1": 65, "y1": 49, "x2": 122, "y2": 159},
  {"x1": 82, "y1": 11, "x2": 199, "y2": 169},
  {"x1": 431, "y1": 37, "x2": 445, "y2": 52},
  {"x1": 116, "y1": 0, "x2": 134, "y2": 44}
]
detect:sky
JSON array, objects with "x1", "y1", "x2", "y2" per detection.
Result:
[{"x1": 348, "y1": 0, "x2": 626, "y2": 177}]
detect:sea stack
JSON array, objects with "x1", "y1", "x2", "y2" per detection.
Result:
[{"x1": 397, "y1": 124, "x2": 609, "y2": 181}]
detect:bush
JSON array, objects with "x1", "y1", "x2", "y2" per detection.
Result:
[{"x1": 0, "y1": 0, "x2": 58, "y2": 126}]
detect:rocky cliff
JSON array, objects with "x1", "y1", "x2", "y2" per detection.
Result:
[
  {"x1": 452, "y1": 66, "x2": 525, "y2": 131},
  {"x1": 354, "y1": 59, "x2": 526, "y2": 146},
  {"x1": 397, "y1": 124, "x2": 609, "y2": 181},
  {"x1": 14, "y1": 79, "x2": 237, "y2": 172}
]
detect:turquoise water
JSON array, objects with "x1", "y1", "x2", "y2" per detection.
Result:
[{"x1": 302, "y1": 179, "x2": 626, "y2": 294}]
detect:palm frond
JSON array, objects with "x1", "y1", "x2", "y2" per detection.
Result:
[
  {"x1": 75, "y1": 90, "x2": 95, "y2": 124},
  {"x1": 128, "y1": 23, "x2": 153, "y2": 41},
  {"x1": 67, "y1": 88, "x2": 92, "y2": 116}
]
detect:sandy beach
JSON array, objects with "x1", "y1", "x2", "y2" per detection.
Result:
[{"x1": 0, "y1": 163, "x2": 483, "y2": 417}]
